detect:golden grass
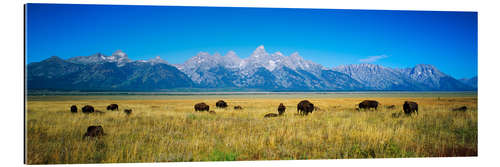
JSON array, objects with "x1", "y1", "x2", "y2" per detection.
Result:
[{"x1": 26, "y1": 96, "x2": 477, "y2": 164}]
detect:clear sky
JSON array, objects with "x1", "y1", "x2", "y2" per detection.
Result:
[{"x1": 26, "y1": 4, "x2": 477, "y2": 79}]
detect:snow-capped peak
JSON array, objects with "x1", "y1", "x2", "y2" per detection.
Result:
[
  {"x1": 112, "y1": 50, "x2": 127, "y2": 58},
  {"x1": 67, "y1": 50, "x2": 131, "y2": 66},
  {"x1": 273, "y1": 51, "x2": 284, "y2": 57},
  {"x1": 251, "y1": 45, "x2": 269, "y2": 58},
  {"x1": 145, "y1": 56, "x2": 168, "y2": 64}
]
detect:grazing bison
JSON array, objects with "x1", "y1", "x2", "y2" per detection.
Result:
[
  {"x1": 297, "y1": 100, "x2": 314, "y2": 115},
  {"x1": 264, "y1": 113, "x2": 279, "y2": 118},
  {"x1": 234, "y1": 106, "x2": 243, "y2": 110},
  {"x1": 208, "y1": 110, "x2": 216, "y2": 114},
  {"x1": 83, "y1": 125, "x2": 105, "y2": 138},
  {"x1": 386, "y1": 105, "x2": 396, "y2": 109},
  {"x1": 70, "y1": 105, "x2": 77, "y2": 113},
  {"x1": 106, "y1": 104, "x2": 119, "y2": 111},
  {"x1": 403, "y1": 101, "x2": 418, "y2": 115},
  {"x1": 452, "y1": 106, "x2": 467, "y2": 112},
  {"x1": 194, "y1": 103, "x2": 210, "y2": 112},
  {"x1": 216, "y1": 100, "x2": 228, "y2": 108},
  {"x1": 124, "y1": 109, "x2": 132, "y2": 115},
  {"x1": 264, "y1": 103, "x2": 287, "y2": 118},
  {"x1": 359, "y1": 100, "x2": 379, "y2": 110},
  {"x1": 82, "y1": 105, "x2": 94, "y2": 114},
  {"x1": 278, "y1": 103, "x2": 286, "y2": 115}
]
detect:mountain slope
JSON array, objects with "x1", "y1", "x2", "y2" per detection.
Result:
[
  {"x1": 27, "y1": 51, "x2": 193, "y2": 91},
  {"x1": 459, "y1": 76, "x2": 478, "y2": 89},
  {"x1": 27, "y1": 47, "x2": 476, "y2": 91},
  {"x1": 175, "y1": 46, "x2": 358, "y2": 90},
  {"x1": 332, "y1": 64, "x2": 474, "y2": 91}
]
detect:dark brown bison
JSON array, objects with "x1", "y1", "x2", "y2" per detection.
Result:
[
  {"x1": 194, "y1": 103, "x2": 210, "y2": 112},
  {"x1": 403, "y1": 101, "x2": 418, "y2": 115},
  {"x1": 264, "y1": 103, "x2": 287, "y2": 118},
  {"x1": 124, "y1": 109, "x2": 132, "y2": 115},
  {"x1": 107, "y1": 104, "x2": 119, "y2": 111},
  {"x1": 234, "y1": 106, "x2": 243, "y2": 110},
  {"x1": 83, "y1": 125, "x2": 105, "y2": 138},
  {"x1": 278, "y1": 103, "x2": 286, "y2": 115},
  {"x1": 297, "y1": 100, "x2": 314, "y2": 115},
  {"x1": 70, "y1": 105, "x2": 77, "y2": 113},
  {"x1": 216, "y1": 100, "x2": 228, "y2": 108},
  {"x1": 264, "y1": 113, "x2": 279, "y2": 118},
  {"x1": 452, "y1": 106, "x2": 467, "y2": 112},
  {"x1": 82, "y1": 105, "x2": 94, "y2": 114},
  {"x1": 386, "y1": 105, "x2": 396, "y2": 109},
  {"x1": 359, "y1": 100, "x2": 379, "y2": 110}
]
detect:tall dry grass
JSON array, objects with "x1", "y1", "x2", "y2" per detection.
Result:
[{"x1": 26, "y1": 96, "x2": 477, "y2": 164}]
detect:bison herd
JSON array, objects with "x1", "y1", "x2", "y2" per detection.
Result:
[
  {"x1": 70, "y1": 104, "x2": 132, "y2": 115},
  {"x1": 192, "y1": 99, "x2": 425, "y2": 118},
  {"x1": 71, "y1": 98, "x2": 471, "y2": 139},
  {"x1": 69, "y1": 104, "x2": 132, "y2": 139}
]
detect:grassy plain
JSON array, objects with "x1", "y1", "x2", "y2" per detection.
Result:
[{"x1": 26, "y1": 93, "x2": 477, "y2": 164}]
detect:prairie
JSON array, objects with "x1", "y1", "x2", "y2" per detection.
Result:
[{"x1": 25, "y1": 93, "x2": 477, "y2": 164}]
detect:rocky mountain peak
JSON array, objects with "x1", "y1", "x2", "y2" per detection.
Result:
[
  {"x1": 111, "y1": 50, "x2": 127, "y2": 58},
  {"x1": 66, "y1": 50, "x2": 131, "y2": 66},
  {"x1": 406, "y1": 64, "x2": 445, "y2": 79},
  {"x1": 146, "y1": 56, "x2": 168, "y2": 64},
  {"x1": 250, "y1": 45, "x2": 269, "y2": 58},
  {"x1": 29, "y1": 46, "x2": 475, "y2": 91},
  {"x1": 46, "y1": 56, "x2": 63, "y2": 61},
  {"x1": 290, "y1": 52, "x2": 301, "y2": 59}
]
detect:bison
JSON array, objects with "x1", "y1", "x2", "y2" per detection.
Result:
[
  {"x1": 297, "y1": 100, "x2": 314, "y2": 115},
  {"x1": 264, "y1": 113, "x2": 279, "y2": 118},
  {"x1": 278, "y1": 103, "x2": 286, "y2": 115},
  {"x1": 264, "y1": 103, "x2": 287, "y2": 118},
  {"x1": 452, "y1": 106, "x2": 467, "y2": 112},
  {"x1": 124, "y1": 109, "x2": 132, "y2": 115},
  {"x1": 216, "y1": 100, "x2": 228, "y2": 108},
  {"x1": 107, "y1": 104, "x2": 119, "y2": 111},
  {"x1": 234, "y1": 106, "x2": 243, "y2": 110},
  {"x1": 358, "y1": 100, "x2": 379, "y2": 110},
  {"x1": 194, "y1": 103, "x2": 210, "y2": 112},
  {"x1": 208, "y1": 110, "x2": 216, "y2": 114},
  {"x1": 83, "y1": 125, "x2": 105, "y2": 138},
  {"x1": 82, "y1": 105, "x2": 94, "y2": 114},
  {"x1": 403, "y1": 101, "x2": 418, "y2": 115},
  {"x1": 70, "y1": 105, "x2": 77, "y2": 113}
]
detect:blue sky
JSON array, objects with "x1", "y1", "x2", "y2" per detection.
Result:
[{"x1": 26, "y1": 4, "x2": 477, "y2": 79}]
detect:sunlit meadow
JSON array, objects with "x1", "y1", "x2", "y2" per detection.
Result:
[{"x1": 26, "y1": 93, "x2": 477, "y2": 164}]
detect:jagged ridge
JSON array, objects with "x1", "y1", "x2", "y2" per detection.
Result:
[{"x1": 27, "y1": 46, "x2": 476, "y2": 91}]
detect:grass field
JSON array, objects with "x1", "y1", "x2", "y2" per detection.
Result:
[{"x1": 25, "y1": 93, "x2": 477, "y2": 164}]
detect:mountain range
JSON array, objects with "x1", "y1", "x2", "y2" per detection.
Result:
[{"x1": 26, "y1": 46, "x2": 477, "y2": 91}]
